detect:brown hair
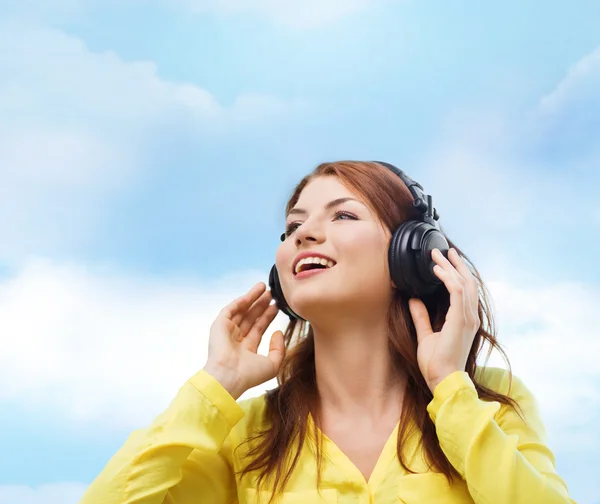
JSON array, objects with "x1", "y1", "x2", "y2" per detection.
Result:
[{"x1": 236, "y1": 161, "x2": 521, "y2": 501}]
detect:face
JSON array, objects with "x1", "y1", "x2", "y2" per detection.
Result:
[{"x1": 275, "y1": 176, "x2": 394, "y2": 321}]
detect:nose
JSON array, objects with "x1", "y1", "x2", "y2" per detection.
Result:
[{"x1": 295, "y1": 219, "x2": 325, "y2": 247}]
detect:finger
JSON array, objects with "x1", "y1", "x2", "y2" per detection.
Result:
[
  {"x1": 432, "y1": 249, "x2": 466, "y2": 306},
  {"x1": 408, "y1": 298, "x2": 433, "y2": 344},
  {"x1": 432, "y1": 248, "x2": 465, "y2": 283},
  {"x1": 432, "y1": 263, "x2": 466, "y2": 324},
  {"x1": 221, "y1": 282, "x2": 266, "y2": 326},
  {"x1": 447, "y1": 249, "x2": 480, "y2": 329},
  {"x1": 245, "y1": 303, "x2": 280, "y2": 353},
  {"x1": 238, "y1": 290, "x2": 272, "y2": 338},
  {"x1": 448, "y1": 249, "x2": 478, "y2": 298},
  {"x1": 267, "y1": 330, "x2": 286, "y2": 370}
]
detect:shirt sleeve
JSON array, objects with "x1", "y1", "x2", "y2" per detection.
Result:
[
  {"x1": 427, "y1": 370, "x2": 576, "y2": 504},
  {"x1": 79, "y1": 370, "x2": 245, "y2": 504}
]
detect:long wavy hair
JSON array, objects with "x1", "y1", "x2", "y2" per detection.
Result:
[{"x1": 236, "y1": 161, "x2": 520, "y2": 501}]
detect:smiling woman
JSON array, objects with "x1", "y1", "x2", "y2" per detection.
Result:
[{"x1": 79, "y1": 161, "x2": 576, "y2": 504}]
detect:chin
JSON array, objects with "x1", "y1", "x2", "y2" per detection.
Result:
[
  {"x1": 290, "y1": 304, "x2": 333, "y2": 322},
  {"x1": 286, "y1": 290, "x2": 331, "y2": 317},
  {"x1": 289, "y1": 282, "x2": 390, "y2": 320},
  {"x1": 289, "y1": 290, "x2": 355, "y2": 320}
]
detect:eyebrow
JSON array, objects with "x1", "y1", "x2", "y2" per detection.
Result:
[{"x1": 287, "y1": 197, "x2": 362, "y2": 217}]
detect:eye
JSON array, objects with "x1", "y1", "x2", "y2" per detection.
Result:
[
  {"x1": 284, "y1": 222, "x2": 301, "y2": 237},
  {"x1": 283, "y1": 210, "x2": 358, "y2": 239},
  {"x1": 333, "y1": 210, "x2": 357, "y2": 221}
]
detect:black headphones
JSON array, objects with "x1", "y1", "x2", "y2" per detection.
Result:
[{"x1": 268, "y1": 162, "x2": 450, "y2": 320}]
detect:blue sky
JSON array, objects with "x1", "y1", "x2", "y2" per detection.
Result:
[{"x1": 0, "y1": 1, "x2": 598, "y2": 503}]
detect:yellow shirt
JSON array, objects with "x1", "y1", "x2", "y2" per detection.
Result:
[{"x1": 79, "y1": 366, "x2": 575, "y2": 504}]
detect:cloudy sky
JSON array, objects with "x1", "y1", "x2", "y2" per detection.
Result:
[{"x1": 0, "y1": 1, "x2": 599, "y2": 503}]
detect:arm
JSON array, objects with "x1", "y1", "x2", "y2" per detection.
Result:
[
  {"x1": 79, "y1": 370, "x2": 245, "y2": 504},
  {"x1": 427, "y1": 370, "x2": 576, "y2": 504}
]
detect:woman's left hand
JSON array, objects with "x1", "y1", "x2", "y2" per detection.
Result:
[{"x1": 408, "y1": 248, "x2": 481, "y2": 394}]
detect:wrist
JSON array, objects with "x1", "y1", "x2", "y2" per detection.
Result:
[
  {"x1": 202, "y1": 362, "x2": 245, "y2": 400},
  {"x1": 428, "y1": 369, "x2": 461, "y2": 394}
]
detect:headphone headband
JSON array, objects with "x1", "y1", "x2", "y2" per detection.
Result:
[{"x1": 372, "y1": 161, "x2": 440, "y2": 226}]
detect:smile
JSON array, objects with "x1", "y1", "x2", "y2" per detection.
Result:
[
  {"x1": 294, "y1": 266, "x2": 334, "y2": 279},
  {"x1": 293, "y1": 253, "x2": 337, "y2": 276}
]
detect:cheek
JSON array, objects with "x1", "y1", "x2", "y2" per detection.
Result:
[
  {"x1": 275, "y1": 243, "x2": 292, "y2": 274},
  {"x1": 342, "y1": 228, "x2": 388, "y2": 257},
  {"x1": 343, "y1": 233, "x2": 390, "y2": 277}
]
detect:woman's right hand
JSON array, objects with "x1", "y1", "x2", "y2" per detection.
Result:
[{"x1": 202, "y1": 282, "x2": 285, "y2": 399}]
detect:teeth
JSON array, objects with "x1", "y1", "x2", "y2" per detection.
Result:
[{"x1": 295, "y1": 257, "x2": 336, "y2": 274}]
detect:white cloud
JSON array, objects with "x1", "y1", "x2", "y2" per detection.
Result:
[
  {"x1": 424, "y1": 127, "x2": 536, "y2": 231},
  {"x1": 535, "y1": 45, "x2": 600, "y2": 163},
  {"x1": 0, "y1": 20, "x2": 288, "y2": 139},
  {"x1": 0, "y1": 21, "x2": 296, "y2": 265},
  {"x1": 418, "y1": 105, "x2": 575, "y2": 245},
  {"x1": 539, "y1": 45, "x2": 600, "y2": 115},
  {"x1": 180, "y1": 0, "x2": 398, "y2": 28},
  {"x1": 418, "y1": 86, "x2": 599, "y2": 261},
  {"x1": 485, "y1": 280, "x2": 600, "y2": 450},
  {"x1": 0, "y1": 483, "x2": 86, "y2": 504},
  {"x1": 0, "y1": 258, "x2": 287, "y2": 431}
]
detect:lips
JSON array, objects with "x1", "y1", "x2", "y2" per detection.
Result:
[
  {"x1": 294, "y1": 267, "x2": 332, "y2": 280},
  {"x1": 292, "y1": 252, "x2": 336, "y2": 275}
]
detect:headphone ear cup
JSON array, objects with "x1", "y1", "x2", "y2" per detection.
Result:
[
  {"x1": 389, "y1": 220, "x2": 449, "y2": 298},
  {"x1": 389, "y1": 221, "x2": 423, "y2": 296},
  {"x1": 268, "y1": 265, "x2": 304, "y2": 320}
]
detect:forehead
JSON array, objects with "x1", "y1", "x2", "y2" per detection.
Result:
[{"x1": 294, "y1": 176, "x2": 359, "y2": 206}]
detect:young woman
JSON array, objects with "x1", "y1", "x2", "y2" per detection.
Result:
[{"x1": 80, "y1": 161, "x2": 575, "y2": 504}]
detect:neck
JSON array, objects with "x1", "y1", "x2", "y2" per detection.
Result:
[{"x1": 309, "y1": 309, "x2": 405, "y2": 424}]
